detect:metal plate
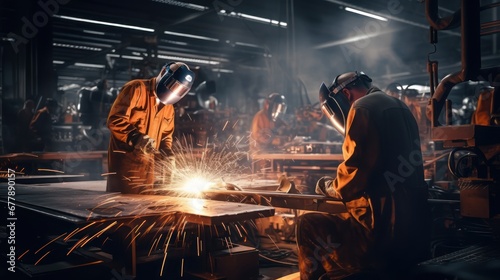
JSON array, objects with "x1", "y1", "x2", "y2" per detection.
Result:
[{"x1": 0, "y1": 183, "x2": 275, "y2": 225}]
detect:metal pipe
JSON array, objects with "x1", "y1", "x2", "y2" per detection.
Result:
[
  {"x1": 428, "y1": 71, "x2": 465, "y2": 127},
  {"x1": 427, "y1": 60, "x2": 439, "y2": 96},
  {"x1": 461, "y1": 0, "x2": 481, "y2": 80},
  {"x1": 425, "y1": 0, "x2": 461, "y2": 30},
  {"x1": 425, "y1": 0, "x2": 481, "y2": 126}
]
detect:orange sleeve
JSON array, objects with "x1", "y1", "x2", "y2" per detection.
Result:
[
  {"x1": 107, "y1": 81, "x2": 145, "y2": 146},
  {"x1": 333, "y1": 107, "x2": 380, "y2": 201}
]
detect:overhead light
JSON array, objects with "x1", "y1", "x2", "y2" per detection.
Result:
[
  {"x1": 74, "y1": 62, "x2": 106, "y2": 68},
  {"x1": 234, "y1": 41, "x2": 262, "y2": 48},
  {"x1": 2, "y1": 37, "x2": 15, "y2": 42},
  {"x1": 127, "y1": 47, "x2": 148, "y2": 52},
  {"x1": 157, "y1": 54, "x2": 220, "y2": 65},
  {"x1": 53, "y1": 14, "x2": 155, "y2": 32},
  {"x1": 164, "y1": 30, "x2": 219, "y2": 42},
  {"x1": 219, "y1": 11, "x2": 287, "y2": 28},
  {"x1": 212, "y1": 68, "x2": 233, "y2": 73},
  {"x1": 53, "y1": 60, "x2": 65, "y2": 64},
  {"x1": 54, "y1": 38, "x2": 113, "y2": 48},
  {"x1": 239, "y1": 13, "x2": 271, "y2": 24},
  {"x1": 58, "y1": 76, "x2": 85, "y2": 81},
  {"x1": 83, "y1": 30, "x2": 105, "y2": 35},
  {"x1": 152, "y1": 0, "x2": 208, "y2": 11},
  {"x1": 121, "y1": 55, "x2": 143, "y2": 60},
  {"x1": 53, "y1": 42, "x2": 102, "y2": 51},
  {"x1": 344, "y1": 7, "x2": 387, "y2": 21},
  {"x1": 107, "y1": 54, "x2": 144, "y2": 60},
  {"x1": 161, "y1": 39, "x2": 188, "y2": 46}
]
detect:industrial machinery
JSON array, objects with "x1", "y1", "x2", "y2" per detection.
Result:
[{"x1": 425, "y1": 0, "x2": 500, "y2": 220}]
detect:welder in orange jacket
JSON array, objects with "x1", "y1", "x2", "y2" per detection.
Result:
[
  {"x1": 296, "y1": 71, "x2": 430, "y2": 279},
  {"x1": 250, "y1": 93, "x2": 291, "y2": 152},
  {"x1": 106, "y1": 62, "x2": 195, "y2": 194}
]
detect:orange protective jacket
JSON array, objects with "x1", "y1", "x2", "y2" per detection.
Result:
[
  {"x1": 250, "y1": 109, "x2": 274, "y2": 151},
  {"x1": 334, "y1": 88, "x2": 427, "y2": 219},
  {"x1": 250, "y1": 109, "x2": 288, "y2": 152},
  {"x1": 106, "y1": 77, "x2": 175, "y2": 194},
  {"x1": 316, "y1": 88, "x2": 430, "y2": 272}
]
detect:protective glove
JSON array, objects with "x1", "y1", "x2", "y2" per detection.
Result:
[
  {"x1": 315, "y1": 176, "x2": 338, "y2": 198},
  {"x1": 134, "y1": 135, "x2": 157, "y2": 154}
]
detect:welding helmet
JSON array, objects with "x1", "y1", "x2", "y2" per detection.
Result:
[
  {"x1": 156, "y1": 62, "x2": 195, "y2": 105},
  {"x1": 266, "y1": 93, "x2": 287, "y2": 122},
  {"x1": 319, "y1": 71, "x2": 372, "y2": 136}
]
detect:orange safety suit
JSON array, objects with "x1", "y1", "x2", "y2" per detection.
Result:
[
  {"x1": 297, "y1": 88, "x2": 430, "y2": 279},
  {"x1": 250, "y1": 109, "x2": 289, "y2": 152},
  {"x1": 107, "y1": 77, "x2": 175, "y2": 194}
]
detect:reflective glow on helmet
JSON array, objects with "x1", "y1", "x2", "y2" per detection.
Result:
[
  {"x1": 319, "y1": 71, "x2": 372, "y2": 136},
  {"x1": 266, "y1": 93, "x2": 287, "y2": 122},
  {"x1": 319, "y1": 83, "x2": 349, "y2": 136},
  {"x1": 156, "y1": 62, "x2": 195, "y2": 105}
]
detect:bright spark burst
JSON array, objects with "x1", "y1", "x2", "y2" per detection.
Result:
[
  {"x1": 18, "y1": 133, "x2": 268, "y2": 277},
  {"x1": 153, "y1": 135, "x2": 253, "y2": 197},
  {"x1": 182, "y1": 177, "x2": 213, "y2": 195}
]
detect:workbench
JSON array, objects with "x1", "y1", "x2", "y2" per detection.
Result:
[
  {"x1": 0, "y1": 151, "x2": 107, "y2": 180},
  {"x1": 251, "y1": 153, "x2": 343, "y2": 174},
  {"x1": 0, "y1": 182, "x2": 275, "y2": 279}
]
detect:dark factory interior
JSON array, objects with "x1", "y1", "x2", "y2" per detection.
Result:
[{"x1": 1, "y1": 0, "x2": 500, "y2": 279}]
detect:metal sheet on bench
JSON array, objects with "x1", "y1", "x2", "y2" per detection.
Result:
[{"x1": 0, "y1": 183, "x2": 275, "y2": 226}]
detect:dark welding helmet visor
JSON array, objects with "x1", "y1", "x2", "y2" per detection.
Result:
[
  {"x1": 319, "y1": 82, "x2": 351, "y2": 136},
  {"x1": 267, "y1": 93, "x2": 287, "y2": 122},
  {"x1": 156, "y1": 62, "x2": 195, "y2": 105}
]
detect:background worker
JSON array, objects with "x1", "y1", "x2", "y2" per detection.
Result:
[
  {"x1": 297, "y1": 71, "x2": 430, "y2": 279},
  {"x1": 250, "y1": 92, "x2": 292, "y2": 152},
  {"x1": 250, "y1": 93, "x2": 294, "y2": 174},
  {"x1": 106, "y1": 62, "x2": 195, "y2": 194}
]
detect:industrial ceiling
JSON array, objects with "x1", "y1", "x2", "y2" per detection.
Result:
[{"x1": 1, "y1": 0, "x2": 499, "y2": 108}]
